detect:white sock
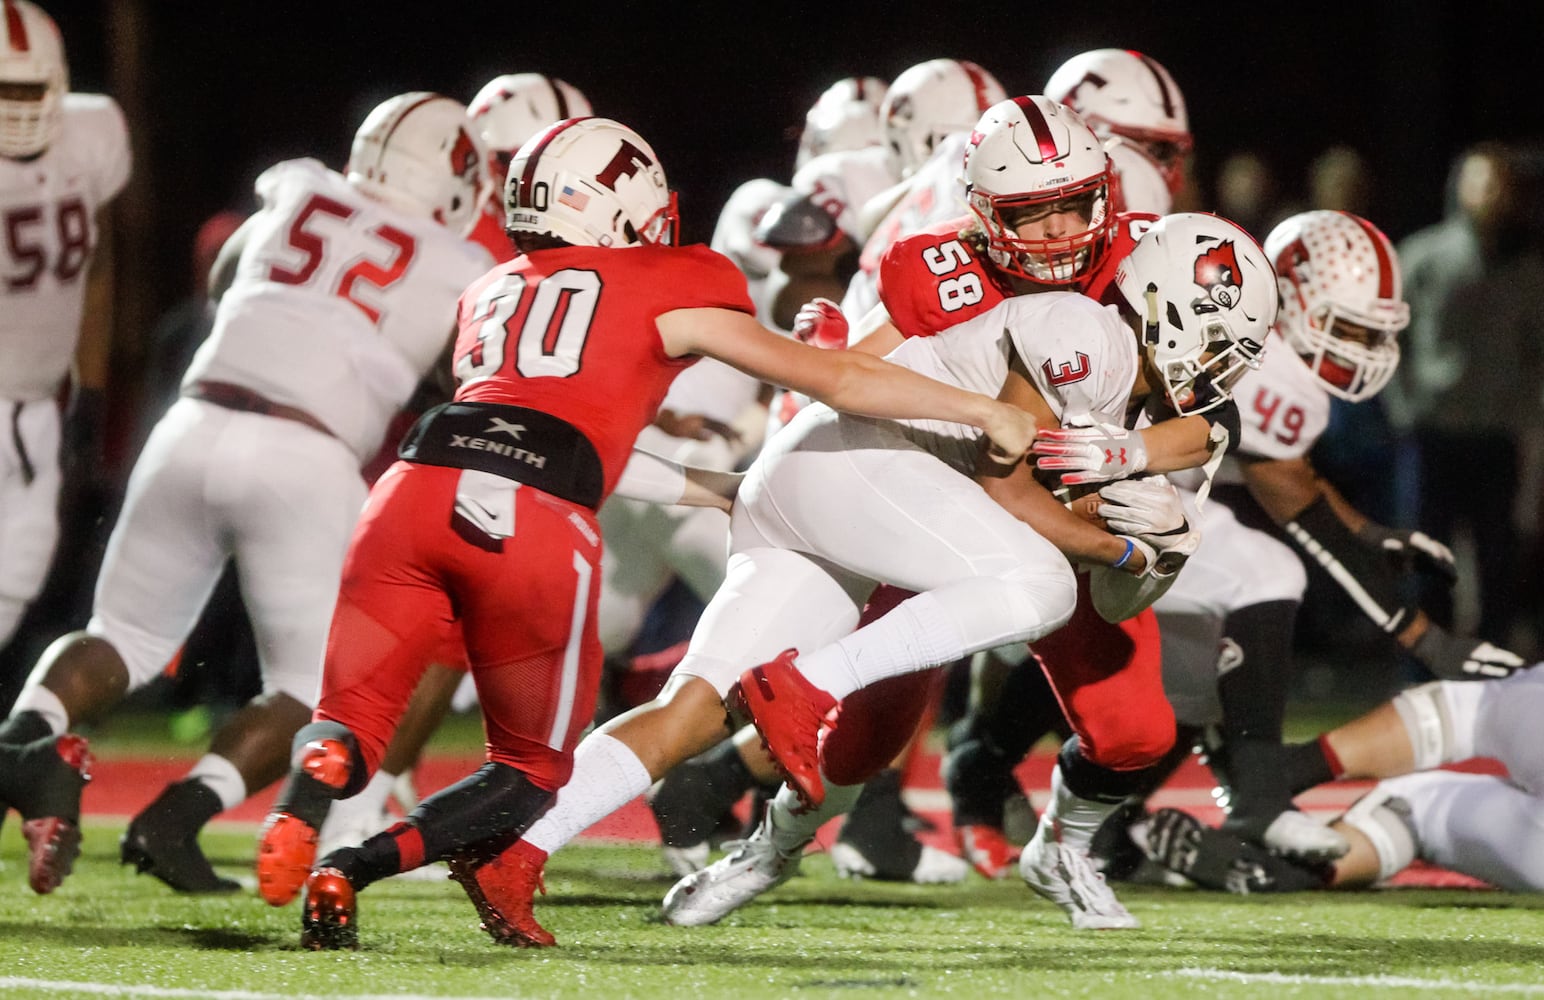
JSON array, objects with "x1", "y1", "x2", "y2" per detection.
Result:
[
  {"x1": 765, "y1": 775, "x2": 864, "y2": 855},
  {"x1": 10, "y1": 685, "x2": 69, "y2": 736},
  {"x1": 797, "y1": 590, "x2": 967, "y2": 700},
  {"x1": 186, "y1": 754, "x2": 248, "y2": 811},
  {"x1": 523, "y1": 733, "x2": 652, "y2": 855},
  {"x1": 334, "y1": 769, "x2": 397, "y2": 822},
  {"x1": 1034, "y1": 763, "x2": 1119, "y2": 853}
]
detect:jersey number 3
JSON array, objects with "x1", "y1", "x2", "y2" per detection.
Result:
[{"x1": 456, "y1": 269, "x2": 603, "y2": 382}]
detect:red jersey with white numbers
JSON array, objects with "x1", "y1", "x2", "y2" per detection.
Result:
[
  {"x1": 451, "y1": 243, "x2": 755, "y2": 497},
  {"x1": 878, "y1": 212, "x2": 1159, "y2": 339}
]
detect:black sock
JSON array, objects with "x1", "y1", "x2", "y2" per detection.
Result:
[
  {"x1": 135, "y1": 780, "x2": 224, "y2": 834},
  {"x1": 0, "y1": 710, "x2": 52, "y2": 746},
  {"x1": 1282, "y1": 739, "x2": 1336, "y2": 796},
  {"x1": 650, "y1": 739, "x2": 754, "y2": 848},
  {"x1": 1216, "y1": 601, "x2": 1299, "y2": 826}
]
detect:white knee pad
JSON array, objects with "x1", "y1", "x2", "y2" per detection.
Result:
[
  {"x1": 85, "y1": 613, "x2": 180, "y2": 692},
  {"x1": 1339, "y1": 779, "x2": 1421, "y2": 882},
  {"x1": 1392, "y1": 680, "x2": 1480, "y2": 770}
]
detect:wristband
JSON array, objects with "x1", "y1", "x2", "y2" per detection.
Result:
[{"x1": 1111, "y1": 537, "x2": 1136, "y2": 569}]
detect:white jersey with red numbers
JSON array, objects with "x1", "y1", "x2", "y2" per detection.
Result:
[
  {"x1": 0, "y1": 94, "x2": 131, "y2": 400},
  {"x1": 184, "y1": 158, "x2": 494, "y2": 464},
  {"x1": 843, "y1": 132, "x2": 973, "y2": 323},
  {"x1": 882, "y1": 290, "x2": 1134, "y2": 474},
  {"x1": 1208, "y1": 329, "x2": 1331, "y2": 487},
  {"x1": 790, "y1": 145, "x2": 898, "y2": 243}
]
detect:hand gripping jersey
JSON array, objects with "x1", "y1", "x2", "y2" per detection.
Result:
[
  {"x1": 0, "y1": 94, "x2": 131, "y2": 400},
  {"x1": 444, "y1": 243, "x2": 755, "y2": 501},
  {"x1": 183, "y1": 158, "x2": 494, "y2": 464},
  {"x1": 883, "y1": 290, "x2": 1135, "y2": 474},
  {"x1": 878, "y1": 212, "x2": 1157, "y2": 339}
]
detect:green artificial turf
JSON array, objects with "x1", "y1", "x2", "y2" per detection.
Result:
[{"x1": 1, "y1": 821, "x2": 1541, "y2": 1000}]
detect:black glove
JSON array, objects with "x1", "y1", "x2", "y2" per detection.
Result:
[
  {"x1": 1357, "y1": 522, "x2": 1458, "y2": 584},
  {"x1": 1411, "y1": 623, "x2": 1526, "y2": 680}
]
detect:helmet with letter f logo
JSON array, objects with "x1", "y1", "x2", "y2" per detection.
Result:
[{"x1": 504, "y1": 117, "x2": 678, "y2": 249}]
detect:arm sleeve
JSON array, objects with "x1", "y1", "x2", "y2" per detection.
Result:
[{"x1": 1282, "y1": 494, "x2": 1421, "y2": 635}]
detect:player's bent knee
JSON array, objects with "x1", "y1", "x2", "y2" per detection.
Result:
[
  {"x1": 83, "y1": 615, "x2": 177, "y2": 692},
  {"x1": 1079, "y1": 712, "x2": 1176, "y2": 773},
  {"x1": 1000, "y1": 561, "x2": 1078, "y2": 644},
  {"x1": 1392, "y1": 680, "x2": 1479, "y2": 770},
  {"x1": 1338, "y1": 780, "x2": 1420, "y2": 882}
]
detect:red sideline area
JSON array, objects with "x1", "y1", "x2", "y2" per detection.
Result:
[{"x1": 82, "y1": 748, "x2": 1504, "y2": 890}]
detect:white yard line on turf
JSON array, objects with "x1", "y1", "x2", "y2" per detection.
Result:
[
  {"x1": 1170, "y1": 968, "x2": 1544, "y2": 994},
  {"x1": 0, "y1": 980, "x2": 522, "y2": 1000}
]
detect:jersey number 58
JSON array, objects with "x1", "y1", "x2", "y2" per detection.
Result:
[{"x1": 919, "y1": 239, "x2": 984, "y2": 313}]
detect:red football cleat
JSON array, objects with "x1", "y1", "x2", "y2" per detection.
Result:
[
  {"x1": 301, "y1": 867, "x2": 359, "y2": 951},
  {"x1": 256, "y1": 812, "x2": 318, "y2": 906},
  {"x1": 955, "y1": 823, "x2": 1017, "y2": 880},
  {"x1": 737, "y1": 649, "x2": 836, "y2": 810},
  {"x1": 448, "y1": 840, "x2": 556, "y2": 948},
  {"x1": 16, "y1": 734, "x2": 92, "y2": 895}
]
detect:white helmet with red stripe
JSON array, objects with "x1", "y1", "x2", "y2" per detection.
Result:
[
  {"x1": 347, "y1": 92, "x2": 489, "y2": 237},
  {"x1": 504, "y1": 117, "x2": 677, "y2": 249},
  {"x1": 1264, "y1": 210, "x2": 1409, "y2": 401},
  {"x1": 469, "y1": 73, "x2": 591, "y2": 163},
  {"x1": 880, "y1": 58, "x2": 1005, "y2": 178},
  {"x1": 1116, "y1": 212, "x2": 1276, "y2": 415},
  {"x1": 1045, "y1": 49, "x2": 1192, "y2": 196},
  {"x1": 0, "y1": 0, "x2": 67, "y2": 159},
  {"x1": 964, "y1": 95, "x2": 1114, "y2": 286},
  {"x1": 796, "y1": 76, "x2": 887, "y2": 169}
]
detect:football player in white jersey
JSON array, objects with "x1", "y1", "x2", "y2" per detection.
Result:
[
  {"x1": 1046, "y1": 48, "x2": 1193, "y2": 216},
  {"x1": 1084, "y1": 211, "x2": 1524, "y2": 868},
  {"x1": 838, "y1": 59, "x2": 1007, "y2": 333},
  {"x1": 0, "y1": 92, "x2": 494, "y2": 895},
  {"x1": 1149, "y1": 663, "x2": 1544, "y2": 894},
  {"x1": 0, "y1": 0, "x2": 129, "y2": 652}
]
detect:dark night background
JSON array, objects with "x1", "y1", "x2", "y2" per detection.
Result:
[{"x1": 5, "y1": 0, "x2": 1540, "y2": 707}]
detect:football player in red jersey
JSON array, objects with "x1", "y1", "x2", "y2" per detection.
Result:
[
  {"x1": 788, "y1": 96, "x2": 1243, "y2": 892},
  {"x1": 252, "y1": 116, "x2": 1039, "y2": 949}
]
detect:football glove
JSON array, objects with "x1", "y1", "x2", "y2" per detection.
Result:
[
  {"x1": 1412, "y1": 624, "x2": 1526, "y2": 680},
  {"x1": 791, "y1": 297, "x2": 849, "y2": 351},
  {"x1": 1357, "y1": 522, "x2": 1458, "y2": 584},
  {"x1": 1033, "y1": 420, "x2": 1147, "y2": 485}
]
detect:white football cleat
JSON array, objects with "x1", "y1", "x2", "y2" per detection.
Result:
[
  {"x1": 1019, "y1": 835, "x2": 1139, "y2": 930},
  {"x1": 830, "y1": 840, "x2": 969, "y2": 884},
  {"x1": 661, "y1": 841, "x2": 710, "y2": 878},
  {"x1": 1260, "y1": 810, "x2": 1350, "y2": 862},
  {"x1": 661, "y1": 829, "x2": 802, "y2": 927}
]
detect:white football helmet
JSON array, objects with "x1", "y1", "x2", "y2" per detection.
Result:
[
  {"x1": 1046, "y1": 49, "x2": 1192, "y2": 196},
  {"x1": 1264, "y1": 210, "x2": 1409, "y2": 402},
  {"x1": 347, "y1": 92, "x2": 489, "y2": 237},
  {"x1": 964, "y1": 96, "x2": 1114, "y2": 286},
  {"x1": 505, "y1": 117, "x2": 677, "y2": 249},
  {"x1": 469, "y1": 73, "x2": 591, "y2": 163},
  {"x1": 881, "y1": 58, "x2": 1005, "y2": 178},
  {"x1": 796, "y1": 76, "x2": 887, "y2": 170},
  {"x1": 1115, "y1": 212, "x2": 1276, "y2": 415},
  {"x1": 0, "y1": 0, "x2": 67, "y2": 159}
]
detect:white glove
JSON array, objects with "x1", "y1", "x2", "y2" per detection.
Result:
[
  {"x1": 1096, "y1": 476, "x2": 1187, "y2": 538},
  {"x1": 1033, "y1": 421, "x2": 1148, "y2": 485}
]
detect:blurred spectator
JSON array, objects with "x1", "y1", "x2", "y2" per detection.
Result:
[
  {"x1": 1308, "y1": 145, "x2": 1372, "y2": 216},
  {"x1": 1213, "y1": 150, "x2": 1297, "y2": 239},
  {"x1": 1384, "y1": 142, "x2": 1544, "y2": 655}
]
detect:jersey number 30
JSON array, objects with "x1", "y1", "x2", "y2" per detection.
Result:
[{"x1": 457, "y1": 269, "x2": 603, "y2": 382}]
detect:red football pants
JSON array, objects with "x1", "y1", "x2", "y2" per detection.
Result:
[
  {"x1": 314, "y1": 462, "x2": 603, "y2": 791},
  {"x1": 818, "y1": 575, "x2": 1173, "y2": 784}
]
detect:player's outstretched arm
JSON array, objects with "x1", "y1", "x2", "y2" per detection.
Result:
[
  {"x1": 613, "y1": 447, "x2": 742, "y2": 513},
  {"x1": 658, "y1": 307, "x2": 1035, "y2": 464}
]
